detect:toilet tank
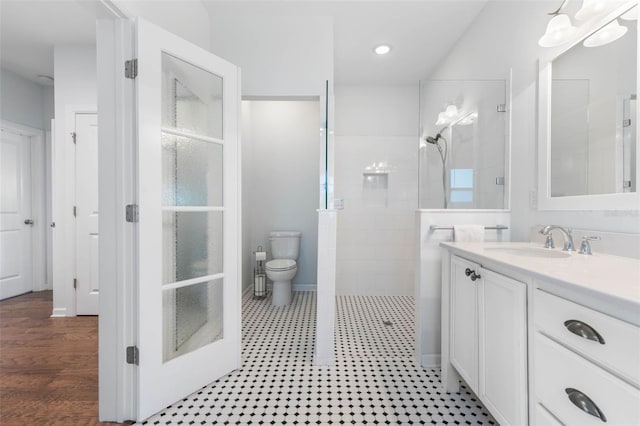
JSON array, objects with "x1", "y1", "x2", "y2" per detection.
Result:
[{"x1": 269, "y1": 231, "x2": 301, "y2": 260}]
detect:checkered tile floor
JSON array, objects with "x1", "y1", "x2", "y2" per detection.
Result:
[{"x1": 140, "y1": 292, "x2": 496, "y2": 425}]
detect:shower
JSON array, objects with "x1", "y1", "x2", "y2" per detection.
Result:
[{"x1": 423, "y1": 128, "x2": 448, "y2": 209}]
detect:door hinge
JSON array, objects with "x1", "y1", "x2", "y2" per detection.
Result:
[
  {"x1": 126, "y1": 346, "x2": 139, "y2": 365},
  {"x1": 623, "y1": 119, "x2": 632, "y2": 128},
  {"x1": 497, "y1": 104, "x2": 507, "y2": 112},
  {"x1": 125, "y1": 204, "x2": 139, "y2": 223},
  {"x1": 73, "y1": 206, "x2": 77, "y2": 217},
  {"x1": 125, "y1": 59, "x2": 138, "y2": 79},
  {"x1": 71, "y1": 132, "x2": 77, "y2": 144},
  {"x1": 73, "y1": 278, "x2": 77, "y2": 289}
]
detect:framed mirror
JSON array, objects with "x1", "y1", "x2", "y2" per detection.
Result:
[{"x1": 538, "y1": 1, "x2": 639, "y2": 210}]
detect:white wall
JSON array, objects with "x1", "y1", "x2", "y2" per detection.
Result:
[
  {"x1": 428, "y1": 1, "x2": 640, "y2": 241},
  {"x1": 334, "y1": 85, "x2": 419, "y2": 296},
  {"x1": 0, "y1": 68, "x2": 50, "y2": 130},
  {"x1": 242, "y1": 100, "x2": 320, "y2": 291},
  {"x1": 209, "y1": 15, "x2": 333, "y2": 97},
  {"x1": 113, "y1": 0, "x2": 210, "y2": 50},
  {"x1": 52, "y1": 46, "x2": 97, "y2": 316}
]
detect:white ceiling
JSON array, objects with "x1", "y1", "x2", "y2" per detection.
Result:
[{"x1": 0, "y1": 0, "x2": 487, "y2": 86}]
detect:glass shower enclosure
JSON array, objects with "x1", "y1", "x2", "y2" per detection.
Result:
[{"x1": 419, "y1": 79, "x2": 509, "y2": 210}]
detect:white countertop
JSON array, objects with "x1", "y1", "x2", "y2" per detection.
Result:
[{"x1": 441, "y1": 242, "x2": 640, "y2": 324}]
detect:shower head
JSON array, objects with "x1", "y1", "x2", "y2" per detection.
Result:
[{"x1": 425, "y1": 133, "x2": 442, "y2": 145}]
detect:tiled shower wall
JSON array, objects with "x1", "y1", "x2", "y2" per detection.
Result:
[{"x1": 334, "y1": 85, "x2": 419, "y2": 296}]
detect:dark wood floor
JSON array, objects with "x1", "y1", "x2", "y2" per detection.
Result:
[{"x1": 0, "y1": 291, "x2": 119, "y2": 425}]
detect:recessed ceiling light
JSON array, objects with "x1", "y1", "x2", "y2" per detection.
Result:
[{"x1": 374, "y1": 44, "x2": 391, "y2": 55}]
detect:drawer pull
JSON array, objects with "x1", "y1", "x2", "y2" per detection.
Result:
[
  {"x1": 564, "y1": 320, "x2": 605, "y2": 344},
  {"x1": 565, "y1": 388, "x2": 607, "y2": 422}
]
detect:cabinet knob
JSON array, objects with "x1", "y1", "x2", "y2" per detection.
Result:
[
  {"x1": 564, "y1": 319, "x2": 605, "y2": 344},
  {"x1": 465, "y1": 268, "x2": 481, "y2": 281},
  {"x1": 565, "y1": 388, "x2": 607, "y2": 422}
]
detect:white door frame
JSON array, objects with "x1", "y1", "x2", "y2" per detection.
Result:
[
  {"x1": 97, "y1": 15, "x2": 137, "y2": 422},
  {"x1": 0, "y1": 120, "x2": 47, "y2": 293}
]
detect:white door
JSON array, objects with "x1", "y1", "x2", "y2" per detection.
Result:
[
  {"x1": 135, "y1": 18, "x2": 241, "y2": 420},
  {"x1": 0, "y1": 129, "x2": 32, "y2": 300},
  {"x1": 75, "y1": 113, "x2": 99, "y2": 315}
]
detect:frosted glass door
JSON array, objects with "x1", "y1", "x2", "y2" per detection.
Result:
[{"x1": 136, "y1": 18, "x2": 241, "y2": 421}]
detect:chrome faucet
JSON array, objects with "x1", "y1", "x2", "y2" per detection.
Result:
[{"x1": 539, "y1": 225, "x2": 575, "y2": 252}]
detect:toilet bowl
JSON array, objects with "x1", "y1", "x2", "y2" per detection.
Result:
[
  {"x1": 266, "y1": 259, "x2": 297, "y2": 306},
  {"x1": 266, "y1": 231, "x2": 301, "y2": 307}
]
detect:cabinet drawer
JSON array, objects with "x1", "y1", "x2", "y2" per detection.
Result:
[
  {"x1": 534, "y1": 289, "x2": 640, "y2": 385},
  {"x1": 535, "y1": 333, "x2": 640, "y2": 425},
  {"x1": 535, "y1": 404, "x2": 562, "y2": 426}
]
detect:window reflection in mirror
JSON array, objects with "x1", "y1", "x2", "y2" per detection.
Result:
[{"x1": 550, "y1": 18, "x2": 637, "y2": 197}]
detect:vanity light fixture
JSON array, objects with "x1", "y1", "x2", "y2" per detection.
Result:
[
  {"x1": 583, "y1": 19, "x2": 628, "y2": 47},
  {"x1": 444, "y1": 104, "x2": 459, "y2": 118},
  {"x1": 435, "y1": 104, "x2": 459, "y2": 125},
  {"x1": 373, "y1": 44, "x2": 391, "y2": 55},
  {"x1": 575, "y1": 0, "x2": 607, "y2": 21},
  {"x1": 435, "y1": 112, "x2": 447, "y2": 126},
  {"x1": 538, "y1": 13, "x2": 578, "y2": 47}
]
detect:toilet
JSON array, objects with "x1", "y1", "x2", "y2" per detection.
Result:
[{"x1": 266, "y1": 231, "x2": 301, "y2": 306}]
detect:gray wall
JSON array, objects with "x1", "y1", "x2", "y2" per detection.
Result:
[
  {"x1": 241, "y1": 100, "x2": 320, "y2": 290},
  {"x1": 0, "y1": 68, "x2": 53, "y2": 130}
]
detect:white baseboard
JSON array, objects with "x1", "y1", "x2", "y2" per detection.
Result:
[
  {"x1": 293, "y1": 283, "x2": 316, "y2": 292},
  {"x1": 51, "y1": 307, "x2": 68, "y2": 317},
  {"x1": 420, "y1": 354, "x2": 441, "y2": 368}
]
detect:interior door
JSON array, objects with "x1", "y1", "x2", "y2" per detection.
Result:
[
  {"x1": 75, "y1": 113, "x2": 99, "y2": 315},
  {"x1": 0, "y1": 128, "x2": 32, "y2": 300},
  {"x1": 135, "y1": 18, "x2": 241, "y2": 420}
]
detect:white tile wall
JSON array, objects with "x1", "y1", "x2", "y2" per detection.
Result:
[{"x1": 335, "y1": 85, "x2": 419, "y2": 297}]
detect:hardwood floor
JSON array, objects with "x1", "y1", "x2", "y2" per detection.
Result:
[{"x1": 0, "y1": 291, "x2": 118, "y2": 425}]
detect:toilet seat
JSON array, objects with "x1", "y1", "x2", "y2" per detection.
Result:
[{"x1": 266, "y1": 259, "x2": 296, "y2": 271}]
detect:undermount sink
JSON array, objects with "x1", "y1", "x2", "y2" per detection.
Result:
[{"x1": 485, "y1": 247, "x2": 571, "y2": 259}]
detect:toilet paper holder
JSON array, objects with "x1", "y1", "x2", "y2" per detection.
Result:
[{"x1": 254, "y1": 246, "x2": 267, "y2": 299}]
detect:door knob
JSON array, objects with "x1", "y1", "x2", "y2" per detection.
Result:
[{"x1": 24, "y1": 219, "x2": 34, "y2": 226}]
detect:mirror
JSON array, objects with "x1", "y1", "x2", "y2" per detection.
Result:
[{"x1": 538, "y1": 3, "x2": 640, "y2": 210}]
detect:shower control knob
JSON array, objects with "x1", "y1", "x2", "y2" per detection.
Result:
[{"x1": 465, "y1": 268, "x2": 473, "y2": 277}]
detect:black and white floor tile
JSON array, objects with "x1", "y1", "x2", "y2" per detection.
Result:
[{"x1": 140, "y1": 292, "x2": 496, "y2": 425}]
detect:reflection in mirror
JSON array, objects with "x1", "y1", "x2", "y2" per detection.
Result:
[
  {"x1": 419, "y1": 80, "x2": 507, "y2": 209},
  {"x1": 550, "y1": 17, "x2": 637, "y2": 197}
]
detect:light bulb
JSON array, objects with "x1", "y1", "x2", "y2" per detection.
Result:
[{"x1": 373, "y1": 44, "x2": 391, "y2": 55}]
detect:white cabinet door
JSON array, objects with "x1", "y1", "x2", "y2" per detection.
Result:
[
  {"x1": 478, "y1": 268, "x2": 527, "y2": 426},
  {"x1": 135, "y1": 18, "x2": 241, "y2": 420},
  {"x1": 450, "y1": 255, "x2": 479, "y2": 392}
]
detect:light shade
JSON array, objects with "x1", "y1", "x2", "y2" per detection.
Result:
[
  {"x1": 538, "y1": 14, "x2": 578, "y2": 47},
  {"x1": 575, "y1": 0, "x2": 607, "y2": 21},
  {"x1": 583, "y1": 19, "x2": 628, "y2": 47},
  {"x1": 373, "y1": 44, "x2": 391, "y2": 55},
  {"x1": 621, "y1": 6, "x2": 638, "y2": 21},
  {"x1": 444, "y1": 104, "x2": 458, "y2": 118}
]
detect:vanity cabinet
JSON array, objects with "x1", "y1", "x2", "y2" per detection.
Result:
[
  {"x1": 450, "y1": 255, "x2": 528, "y2": 426},
  {"x1": 533, "y1": 289, "x2": 640, "y2": 425},
  {"x1": 441, "y1": 243, "x2": 640, "y2": 426}
]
